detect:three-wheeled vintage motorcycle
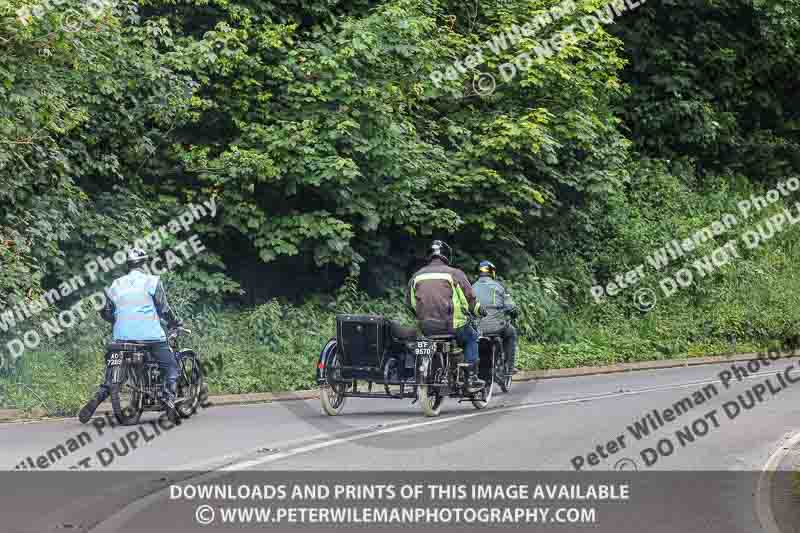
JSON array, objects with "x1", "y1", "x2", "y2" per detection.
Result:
[{"x1": 316, "y1": 313, "x2": 509, "y2": 417}]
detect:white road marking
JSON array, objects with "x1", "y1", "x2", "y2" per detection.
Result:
[
  {"x1": 223, "y1": 367, "x2": 782, "y2": 470},
  {"x1": 755, "y1": 429, "x2": 800, "y2": 533},
  {"x1": 87, "y1": 364, "x2": 796, "y2": 532}
]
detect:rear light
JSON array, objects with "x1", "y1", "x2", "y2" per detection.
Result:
[{"x1": 318, "y1": 362, "x2": 325, "y2": 369}]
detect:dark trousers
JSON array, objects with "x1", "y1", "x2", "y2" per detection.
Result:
[
  {"x1": 90, "y1": 341, "x2": 178, "y2": 404},
  {"x1": 501, "y1": 324, "x2": 518, "y2": 369}
]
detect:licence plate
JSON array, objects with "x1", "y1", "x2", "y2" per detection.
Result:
[
  {"x1": 107, "y1": 352, "x2": 123, "y2": 367},
  {"x1": 413, "y1": 340, "x2": 433, "y2": 356}
]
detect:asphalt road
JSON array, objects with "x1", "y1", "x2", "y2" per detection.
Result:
[{"x1": 0, "y1": 357, "x2": 798, "y2": 532}]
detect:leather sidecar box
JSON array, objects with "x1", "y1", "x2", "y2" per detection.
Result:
[{"x1": 335, "y1": 314, "x2": 386, "y2": 371}]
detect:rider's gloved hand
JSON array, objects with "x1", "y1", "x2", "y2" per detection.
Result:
[{"x1": 479, "y1": 307, "x2": 488, "y2": 318}]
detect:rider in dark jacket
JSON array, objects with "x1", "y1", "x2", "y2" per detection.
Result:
[
  {"x1": 78, "y1": 248, "x2": 182, "y2": 424},
  {"x1": 472, "y1": 260, "x2": 519, "y2": 373},
  {"x1": 407, "y1": 240, "x2": 486, "y2": 388}
]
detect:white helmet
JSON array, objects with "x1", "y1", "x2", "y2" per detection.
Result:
[{"x1": 126, "y1": 247, "x2": 149, "y2": 268}]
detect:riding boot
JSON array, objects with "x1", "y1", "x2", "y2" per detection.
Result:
[
  {"x1": 465, "y1": 363, "x2": 485, "y2": 391},
  {"x1": 78, "y1": 386, "x2": 109, "y2": 424},
  {"x1": 78, "y1": 393, "x2": 106, "y2": 424},
  {"x1": 164, "y1": 398, "x2": 181, "y2": 425},
  {"x1": 78, "y1": 398, "x2": 100, "y2": 424}
]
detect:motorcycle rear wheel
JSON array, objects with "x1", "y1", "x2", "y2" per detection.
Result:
[
  {"x1": 492, "y1": 342, "x2": 512, "y2": 393},
  {"x1": 501, "y1": 361, "x2": 513, "y2": 393},
  {"x1": 498, "y1": 357, "x2": 512, "y2": 394},
  {"x1": 471, "y1": 380, "x2": 494, "y2": 409},
  {"x1": 419, "y1": 384, "x2": 444, "y2": 417},
  {"x1": 111, "y1": 369, "x2": 142, "y2": 425}
]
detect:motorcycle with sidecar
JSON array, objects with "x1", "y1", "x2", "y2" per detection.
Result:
[{"x1": 316, "y1": 314, "x2": 499, "y2": 417}]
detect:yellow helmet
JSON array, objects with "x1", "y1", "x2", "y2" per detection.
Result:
[{"x1": 478, "y1": 260, "x2": 496, "y2": 279}]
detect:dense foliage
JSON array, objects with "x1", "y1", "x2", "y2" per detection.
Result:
[{"x1": 2, "y1": 0, "x2": 800, "y2": 410}]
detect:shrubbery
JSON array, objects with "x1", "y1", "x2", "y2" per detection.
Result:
[{"x1": 3, "y1": 0, "x2": 800, "y2": 414}]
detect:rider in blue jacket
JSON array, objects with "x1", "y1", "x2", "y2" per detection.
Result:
[
  {"x1": 78, "y1": 248, "x2": 182, "y2": 423},
  {"x1": 472, "y1": 260, "x2": 519, "y2": 374}
]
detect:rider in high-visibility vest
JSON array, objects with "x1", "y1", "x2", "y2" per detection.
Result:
[
  {"x1": 78, "y1": 248, "x2": 183, "y2": 424},
  {"x1": 407, "y1": 240, "x2": 488, "y2": 389}
]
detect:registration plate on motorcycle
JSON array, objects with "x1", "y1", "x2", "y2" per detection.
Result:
[
  {"x1": 413, "y1": 340, "x2": 433, "y2": 356},
  {"x1": 107, "y1": 352, "x2": 123, "y2": 367}
]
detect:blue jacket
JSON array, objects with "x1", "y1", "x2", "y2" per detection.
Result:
[
  {"x1": 472, "y1": 275, "x2": 516, "y2": 334},
  {"x1": 100, "y1": 269, "x2": 179, "y2": 341}
]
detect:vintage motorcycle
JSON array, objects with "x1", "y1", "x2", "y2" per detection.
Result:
[
  {"x1": 107, "y1": 327, "x2": 204, "y2": 425},
  {"x1": 317, "y1": 312, "x2": 506, "y2": 417},
  {"x1": 415, "y1": 317, "x2": 495, "y2": 417},
  {"x1": 481, "y1": 311, "x2": 515, "y2": 394}
]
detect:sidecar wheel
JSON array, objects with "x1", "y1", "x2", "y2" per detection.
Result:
[
  {"x1": 321, "y1": 385, "x2": 347, "y2": 416},
  {"x1": 321, "y1": 350, "x2": 347, "y2": 416}
]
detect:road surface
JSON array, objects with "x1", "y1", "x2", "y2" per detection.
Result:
[{"x1": 0, "y1": 357, "x2": 798, "y2": 532}]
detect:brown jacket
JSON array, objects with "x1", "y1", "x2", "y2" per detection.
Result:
[{"x1": 406, "y1": 258, "x2": 482, "y2": 334}]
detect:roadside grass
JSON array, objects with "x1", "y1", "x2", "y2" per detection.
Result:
[
  {"x1": 0, "y1": 283, "x2": 789, "y2": 416},
  {"x1": 3, "y1": 202, "x2": 800, "y2": 415}
]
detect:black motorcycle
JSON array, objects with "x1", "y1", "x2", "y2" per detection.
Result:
[
  {"x1": 480, "y1": 310, "x2": 515, "y2": 393},
  {"x1": 107, "y1": 327, "x2": 203, "y2": 425},
  {"x1": 416, "y1": 316, "x2": 497, "y2": 416}
]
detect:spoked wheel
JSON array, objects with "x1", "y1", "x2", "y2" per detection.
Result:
[
  {"x1": 419, "y1": 361, "x2": 445, "y2": 417},
  {"x1": 110, "y1": 368, "x2": 142, "y2": 426},
  {"x1": 471, "y1": 379, "x2": 494, "y2": 409},
  {"x1": 419, "y1": 383, "x2": 444, "y2": 417},
  {"x1": 321, "y1": 350, "x2": 348, "y2": 416},
  {"x1": 494, "y1": 344, "x2": 512, "y2": 393},
  {"x1": 383, "y1": 357, "x2": 401, "y2": 397},
  {"x1": 177, "y1": 353, "x2": 203, "y2": 419},
  {"x1": 473, "y1": 349, "x2": 495, "y2": 409},
  {"x1": 502, "y1": 357, "x2": 513, "y2": 393}
]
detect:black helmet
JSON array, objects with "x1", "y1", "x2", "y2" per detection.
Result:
[
  {"x1": 478, "y1": 260, "x2": 496, "y2": 279},
  {"x1": 429, "y1": 240, "x2": 452, "y2": 264},
  {"x1": 126, "y1": 247, "x2": 149, "y2": 269}
]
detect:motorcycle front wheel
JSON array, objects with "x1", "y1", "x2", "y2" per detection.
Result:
[{"x1": 177, "y1": 352, "x2": 203, "y2": 419}]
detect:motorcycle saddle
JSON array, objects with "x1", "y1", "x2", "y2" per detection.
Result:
[
  {"x1": 106, "y1": 341, "x2": 151, "y2": 353},
  {"x1": 426, "y1": 334, "x2": 457, "y2": 341},
  {"x1": 389, "y1": 321, "x2": 418, "y2": 341}
]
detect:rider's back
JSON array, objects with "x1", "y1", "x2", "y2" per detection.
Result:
[
  {"x1": 472, "y1": 276, "x2": 509, "y2": 334},
  {"x1": 106, "y1": 270, "x2": 165, "y2": 342},
  {"x1": 408, "y1": 258, "x2": 477, "y2": 336}
]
